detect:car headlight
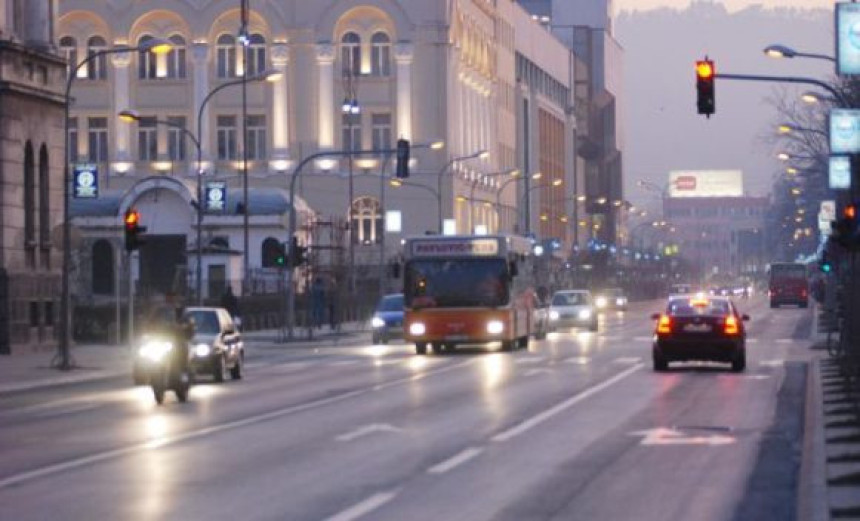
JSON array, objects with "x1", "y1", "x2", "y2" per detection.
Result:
[
  {"x1": 139, "y1": 340, "x2": 173, "y2": 361},
  {"x1": 616, "y1": 298, "x2": 626, "y2": 306},
  {"x1": 194, "y1": 343, "x2": 211, "y2": 357},
  {"x1": 409, "y1": 322, "x2": 426, "y2": 336},
  {"x1": 549, "y1": 310, "x2": 560, "y2": 321},
  {"x1": 371, "y1": 316, "x2": 385, "y2": 329},
  {"x1": 486, "y1": 320, "x2": 504, "y2": 335},
  {"x1": 578, "y1": 309, "x2": 592, "y2": 320},
  {"x1": 595, "y1": 297, "x2": 607, "y2": 308}
]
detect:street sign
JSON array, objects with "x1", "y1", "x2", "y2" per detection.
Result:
[
  {"x1": 837, "y1": 2, "x2": 860, "y2": 75},
  {"x1": 205, "y1": 181, "x2": 226, "y2": 213},
  {"x1": 830, "y1": 110, "x2": 860, "y2": 154},
  {"x1": 73, "y1": 163, "x2": 98, "y2": 199},
  {"x1": 829, "y1": 155, "x2": 852, "y2": 189}
]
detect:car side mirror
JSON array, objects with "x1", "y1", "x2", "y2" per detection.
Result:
[
  {"x1": 741, "y1": 314, "x2": 750, "y2": 322},
  {"x1": 650, "y1": 312, "x2": 661, "y2": 320}
]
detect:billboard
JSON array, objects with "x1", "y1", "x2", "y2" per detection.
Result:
[
  {"x1": 837, "y1": 2, "x2": 860, "y2": 76},
  {"x1": 829, "y1": 155, "x2": 852, "y2": 190},
  {"x1": 830, "y1": 109, "x2": 860, "y2": 154},
  {"x1": 668, "y1": 170, "x2": 743, "y2": 198}
]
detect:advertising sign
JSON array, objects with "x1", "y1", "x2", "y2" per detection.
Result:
[
  {"x1": 205, "y1": 181, "x2": 226, "y2": 213},
  {"x1": 830, "y1": 110, "x2": 860, "y2": 154},
  {"x1": 411, "y1": 238, "x2": 499, "y2": 257},
  {"x1": 73, "y1": 163, "x2": 98, "y2": 199},
  {"x1": 829, "y1": 155, "x2": 852, "y2": 190},
  {"x1": 820, "y1": 200, "x2": 836, "y2": 235},
  {"x1": 838, "y1": 2, "x2": 860, "y2": 75},
  {"x1": 385, "y1": 210, "x2": 402, "y2": 233},
  {"x1": 668, "y1": 170, "x2": 743, "y2": 198}
]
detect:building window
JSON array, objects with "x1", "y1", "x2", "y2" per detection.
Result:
[
  {"x1": 91, "y1": 240, "x2": 114, "y2": 295},
  {"x1": 138, "y1": 34, "x2": 157, "y2": 79},
  {"x1": 340, "y1": 32, "x2": 360, "y2": 76},
  {"x1": 166, "y1": 34, "x2": 187, "y2": 79},
  {"x1": 24, "y1": 142, "x2": 35, "y2": 263},
  {"x1": 87, "y1": 36, "x2": 107, "y2": 80},
  {"x1": 59, "y1": 36, "x2": 77, "y2": 73},
  {"x1": 38, "y1": 144, "x2": 50, "y2": 268},
  {"x1": 342, "y1": 114, "x2": 361, "y2": 152},
  {"x1": 88, "y1": 117, "x2": 109, "y2": 162},
  {"x1": 167, "y1": 116, "x2": 187, "y2": 161},
  {"x1": 371, "y1": 113, "x2": 391, "y2": 152},
  {"x1": 68, "y1": 117, "x2": 79, "y2": 162},
  {"x1": 350, "y1": 197, "x2": 382, "y2": 245},
  {"x1": 246, "y1": 34, "x2": 266, "y2": 76},
  {"x1": 137, "y1": 117, "x2": 158, "y2": 161},
  {"x1": 246, "y1": 115, "x2": 267, "y2": 160},
  {"x1": 217, "y1": 115, "x2": 238, "y2": 160},
  {"x1": 370, "y1": 32, "x2": 391, "y2": 77},
  {"x1": 216, "y1": 34, "x2": 237, "y2": 78}
]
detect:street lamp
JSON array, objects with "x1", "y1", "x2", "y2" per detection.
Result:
[
  {"x1": 467, "y1": 168, "x2": 519, "y2": 233},
  {"x1": 763, "y1": 44, "x2": 836, "y2": 63},
  {"x1": 436, "y1": 149, "x2": 489, "y2": 231},
  {"x1": 118, "y1": 69, "x2": 281, "y2": 306},
  {"x1": 58, "y1": 37, "x2": 173, "y2": 370},
  {"x1": 777, "y1": 123, "x2": 827, "y2": 137}
]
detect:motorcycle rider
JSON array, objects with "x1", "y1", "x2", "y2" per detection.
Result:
[{"x1": 144, "y1": 305, "x2": 194, "y2": 397}]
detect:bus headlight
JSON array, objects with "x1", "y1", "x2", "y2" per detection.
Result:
[
  {"x1": 409, "y1": 322, "x2": 426, "y2": 336},
  {"x1": 616, "y1": 298, "x2": 627, "y2": 306},
  {"x1": 371, "y1": 316, "x2": 385, "y2": 329},
  {"x1": 487, "y1": 320, "x2": 504, "y2": 335},
  {"x1": 578, "y1": 309, "x2": 593, "y2": 320},
  {"x1": 595, "y1": 297, "x2": 608, "y2": 309},
  {"x1": 194, "y1": 343, "x2": 211, "y2": 357},
  {"x1": 549, "y1": 310, "x2": 560, "y2": 321}
]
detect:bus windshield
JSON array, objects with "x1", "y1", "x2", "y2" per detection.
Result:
[
  {"x1": 770, "y1": 263, "x2": 806, "y2": 279},
  {"x1": 405, "y1": 258, "x2": 509, "y2": 308}
]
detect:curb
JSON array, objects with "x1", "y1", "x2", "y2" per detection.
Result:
[
  {"x1": 798, "y1": 355, "x2": 831, "y2": 521},
  {"x1": 0, "y1": 369, "x2": 128, "y2": 395}
]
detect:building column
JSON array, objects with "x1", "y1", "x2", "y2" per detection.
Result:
[
  {"x1": 270, "y1": 42, "x2": 290, "y2": 170},
  {"x1": 316, "y1": 43, "x2": 335, "y2": 150},
  {"x1": 111, "y1": 52, "x2": 132, "y2": 168},
  {"x1": 394, "y1": 43, "x2": 413, "y2": 141},
  {"x1": 192, "y1": 42, "x2": 210, "y2": 167}
]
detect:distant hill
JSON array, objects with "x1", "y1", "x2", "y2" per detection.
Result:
[{"x1": 616, "y1": 3, "x2": 830, "y2": 205}]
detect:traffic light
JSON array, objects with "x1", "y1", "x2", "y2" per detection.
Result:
[
  {"x1": 831, "y1": 203, "x2": 859, "y2": 250},
  {"x1": 819, "y1": 251, "x2": 833, "y2": 273},
  {"x1": 124, "y1": 209, "x2": 147, "y2": 252},
  {"x1": 395, "y1": 138, "x2": 410, "y2": 178},
  {"x1": 275, "y1": 242, "x2": 287, "y2": 267},
  {"x1": 289, "y1": 236, "x2": 308, "y2": 267},
  {"x1": 696, "y1": 59, "x2": 715, "y2": 117}
]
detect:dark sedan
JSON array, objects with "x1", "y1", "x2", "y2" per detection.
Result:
[
  {"x1": 371, "y1": 293, "x2": 404, "y2": 344},
  {"x1": 651, "y1": 296, "x2": 748, "y2": 372}
]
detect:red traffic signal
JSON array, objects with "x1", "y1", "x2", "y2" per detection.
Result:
[
  {"x1": 845, "y1": 204, "x2": 856, "y2": 220},
  {"x1": 124, "y1": 208, "x2": 146, "y2": 252},
  {"x1": 696, "y1": 59, "x2": 715, "y2": 117}
]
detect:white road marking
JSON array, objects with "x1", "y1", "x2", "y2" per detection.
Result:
[
  {"x1": 777, "y1": 339, "x2": 795, "y2": 344},
  {"x1": 514, "y1": 356, "x2": 545, "y2": 364},
  {"x1": 524, "y1": 368, "x2": 553, "y2": 377},
  {"x1": 602, "y1": 336, "x2": 623, "y2": 341},
  {"x1": 563, "y1": 356, "x2": 590, "y2": 365},
  {"x1": 746, "y1": 338, "x2": 760, "y2": 344},
  {"x1": 629, "y1": 427, "x2": 735, "y2": 446},
  {"x1": 427, "y1": 447, "x2": 484, "y2": 474},
  {"x1": 335, "y1": 423, "x2": 402, "y2": 442},
  {"x1": 633, "y1": 336, "x2": 653, "y2": 342},
  {"x1": 492, "y1": 363, "x2": 643, "y2": 442},
  {"x1": 613, "y1": 357, "x2": 641, "y2": 364},
  {"x1": 759, "y1": 360, "x2": 785, "y2": 367},
  {"x1": 331, "y1": 360, "x2": 360, "y2": 366},
  {"x1": 324, "y1": 490, "x2": 400, "y2": 521}
]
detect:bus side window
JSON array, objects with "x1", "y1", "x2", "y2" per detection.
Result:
[{"x1": 509, "y1": 260, "x2": 519, "y2": 278}]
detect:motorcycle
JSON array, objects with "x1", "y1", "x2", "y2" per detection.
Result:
[{"x1": 138, "y1": 337, "x2": 191, "y2": 404}]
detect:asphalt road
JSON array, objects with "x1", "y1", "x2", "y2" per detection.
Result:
[{"x1": 0, "y1": 296, "x2": 814, "y2": 521}]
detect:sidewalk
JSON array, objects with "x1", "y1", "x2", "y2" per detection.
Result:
[{"x1": 0, "y1": 321, "x2": 369, "y2": 395}]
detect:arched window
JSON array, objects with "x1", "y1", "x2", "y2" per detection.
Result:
[
  {"x1": 166, "y1": 34, "x2": 187, "y2": 79},
  {"x1": 91, "y1": 240, "x2": 114, "y2": 295},
  {"x1": 23, "y1": 141, "x2": 35, "y2": 267},
  {"x1": 261, "y1": 237, "x2": 284, "y2": 268},
  {"x1": 87, "y1": 35, "x2": 107, "y2": 80},
  {"x1": 59, "y1": 36, "x2": 77, "y2": 73},
  {"x1": 350, "y1": 197, "x2": 382, "y2": 245},
  {"x1": 138, "y1": 34, "x2": 157, "y2": 79},
  {"x1": 246, "y1": 33, "x2": 266, "y2": 76},
  {"x1": 370, "y1": 32, "x2": 391, "y2": 77},
  {"x1": 340, "y1": 32, "x2": 360, "y2": 77},
  {"x1": 216, "y1": 33, "x2": 237, "y2": 78},
  {"x1": 38, "y1": 144, "x2": 50, "y2": 268}
]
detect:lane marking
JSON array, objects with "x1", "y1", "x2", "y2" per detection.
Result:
[
  {"x1": 335, "y1": 423, "x2": 402, "y2": 442},
  {"x1": 324, "y1": 490, "x2": 399, "y2": 521},
  {"x1": 613, "y1": 357, "x2": 641, "y2": 364},
  {"x1": 524, "y1": 368, "x2": 553, "y2": 377},
  {"x1": 759, "y1": 360, "x2": 785, "y2": 367},
  {"x1": 0, "y1": 359, "x2": 476, "y2": 490},
  {"x1": 629, "y1": 427, "x2": 735, "y2": 446},
  {"x1": 563, "y1": 356, "x2": 590, "y2": 365},
  {"x1": 492, "y1": 363, "x2": 643, "y2": 442},
  {"x1": 427, "y1": 447, "x2": 484, "y2": 474},
  {"x1": 331, "y1": 360, "x2": 360, "y2": 366},
  {"x1": 633, "y1": 336, "x2": 653, "y2": 342},
  {"x1": 777, "y1": 339, "x2": 794, "y2": 344},
  {"x1": 746, "y1": 338, "x2": 760, "y2": 344},
  {"x1": 514, "y1": 356, "x2": 545, "y2": 364}
]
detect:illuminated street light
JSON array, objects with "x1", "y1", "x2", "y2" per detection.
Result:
[{"x1": 763, "y1": 44, "x2": 836, "y2": 63}]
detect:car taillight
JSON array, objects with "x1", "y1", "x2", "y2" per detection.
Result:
[
  {"x1": 724, "y1": 316, "x2": 739, "y2": 335},
  {"x1": 657, "y1": 315, "x2": 672, "y2": 334}
]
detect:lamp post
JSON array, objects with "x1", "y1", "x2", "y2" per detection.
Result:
[
  {"x1": 467, "y1": 168, "x2": 519, "y2": 233},
  {"x1": 777, "y1": 123, "x2": 828, "y2": 138},
  {"x1": 57, "y1": 38, "x2": 173, "y2": 370},
  {"x1": 763, "y1": 44, "x2": 835, "y2": 63},
  {"x1": 436, "y1": 150, "x2": 489, "y2": 232},
  {"x1": 342, "y1": 70, "x2": 361, "y2": 299}
]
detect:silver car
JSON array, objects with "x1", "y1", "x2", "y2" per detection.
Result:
[{"x1": 548, "y1": 290, "x2": 598, "y2": 332}]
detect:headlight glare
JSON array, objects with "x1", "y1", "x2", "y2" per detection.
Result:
[
  {"x1": 616, "y1": 298, "x2": 626, "y2": 306},
  {"x1": 486, "y1": 320, "x2": 504, "y2": 335},
  {"x1": 194, "y1": 343, "x2": 211, "y2": 357},
  {"x1": 549, "y1": 310, "x2": 560, "y2": 321},
  {"x1": 409, "y1": 322, "x2": 426, "y2": 336},
  {"x1": 595, "y1": 297, "x2": 607, "y2": 308},
  {"x1": 578, "y1": 309, "x2": 592, "y2": 320},
  {"x1": 371, "y1": 316, "x2": 385, "y2": 328},
  {"x1": 139, "y1": 340, "x2": 173, "y2": 361}
]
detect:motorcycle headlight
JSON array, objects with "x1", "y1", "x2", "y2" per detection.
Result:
[
  {"x1": 486, "y1": 320, "x2": 504, "y2": 335},
  {"x1": 595, "y1": 297, "x2": 607, "y2": 308},
  {"x1": 371, "y1": 316, "x2": 386, "y2": 328},
  {"x1": 578, "y1": 309, "x2": 592, "y2": 320},
  {"x1": 409, "y1": 322, "x2": 426, "y2": 336},
  {"x1": 194, "y1": 343, "x2": 211, "y2": 357},
  {"x1": 139, "y1": 340, "x2": 173, "y2": 361},
  {"x1": 549, "y1": 310, "x2": 560, "y2": 321}
]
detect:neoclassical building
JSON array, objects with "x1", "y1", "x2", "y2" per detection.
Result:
[{"x1": 58, "y1": 0, "x2": 575, "y2": 308}]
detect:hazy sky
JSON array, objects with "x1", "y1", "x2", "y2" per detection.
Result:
[{"x1": 615, "y1": 0, "x2": 833, "y2": 14}]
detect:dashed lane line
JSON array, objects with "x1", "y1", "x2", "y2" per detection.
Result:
[
  {"x1": 324, "y1": 490, "x2": 400, "y2": 521},
  {"x1": 426, "y1": 447, "x2": 484, "y2": 474}
]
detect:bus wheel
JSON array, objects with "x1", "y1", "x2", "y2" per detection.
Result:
[
  {"x1": 501, "y1": 340, "x2": 515, "y2": 352},
  {"x1": 518, "y1": 336, "x2": 529, "y2": 348},
  {"x1": 430, "y1": 343, "x2": 444, "y2": 354},
  {"x1": 415, "y1": 343, "x2": 428, "y2": 355}
]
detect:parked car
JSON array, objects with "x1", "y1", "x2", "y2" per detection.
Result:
[
  {"x1": 184, "y1": 307, "x2": 244, "y2": 382},
  {"x1": 650, "y1": 295, "x2": 748, "y2": 372},
  {"x1": 371, "y1": 293, "x2": 404, "y2": 344},
  {"x1": 548, "y1": 290, "x2": 598, "y2": 332}
]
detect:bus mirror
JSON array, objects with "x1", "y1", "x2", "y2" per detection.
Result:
[{"x1": 509, "y1": 261, "x2": 519, "y2": 278}]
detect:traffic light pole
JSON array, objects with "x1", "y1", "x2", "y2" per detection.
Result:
[{"x1": 712, "y1": 72, "x2": 849, "y2": 107}]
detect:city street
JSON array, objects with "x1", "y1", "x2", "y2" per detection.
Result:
[{"x1": 0, "y1": 297, "x2": 815, "y2": 521}]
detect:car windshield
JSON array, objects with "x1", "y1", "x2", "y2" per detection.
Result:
[
  {"x1": 605, "y1": 289, "x2": 624, "y2": 297},
  {"x1": 185, "y1": 310, "x2": 220, "y2": 334},
  {"x1": 667, "y1": 298, "x2": 731, "y2": 317},
  {"x1": 552, "y1": 292, "x2": 590, "y2": 306},
  {"x1": 405, "y1": 258, "x2": 509, "y2": 308},
  {"x1": 377, "y1": 294, "x2": 404, "y2": 312}
]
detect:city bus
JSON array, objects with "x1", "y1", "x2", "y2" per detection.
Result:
[
  {"x1": 402, "y1": 235, "x2": 544, "y2": 354},
  {"x1": 768, "y1": 262, "x2": 809, "y2": 308}
]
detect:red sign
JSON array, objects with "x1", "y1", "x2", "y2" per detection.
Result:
[
  {"x1": 674, "y1": 176, "x2": 697, "y2": 191},
  {"x1": 411, "y1": 239, "x2": 499, "y2": 257}
]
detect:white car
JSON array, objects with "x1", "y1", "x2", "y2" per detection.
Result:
[{"x1": 548, "y1": 290, "x2": 598, "y2": 332}]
